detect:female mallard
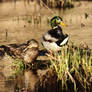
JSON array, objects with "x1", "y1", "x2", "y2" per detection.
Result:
[
  {"x1": 22, "y1": 39, "x2": 39, "y2": 64},
  {"x1": 41, "y1": 16, "x2": 69, "y2": 52},
  {"x1": 1, "y1": 39, "x2": 39, "y2": 64}
]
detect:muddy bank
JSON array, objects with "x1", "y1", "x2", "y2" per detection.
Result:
[{"x1": 0, "y1": 42, "x2": 92, "y2": 92}]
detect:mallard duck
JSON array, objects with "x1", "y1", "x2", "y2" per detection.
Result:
[
  {"x1": 22, "y1": 39, "x2": 39, "y2": 64},
  {"x1": 0, "y1": 39, "x2": 39, "y2": 64},
  {"x1": 41, "y1": 16, "x2": 69, "y2": 52}
]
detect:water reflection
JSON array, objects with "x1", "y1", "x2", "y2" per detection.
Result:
[
  {"x1": 14, "y1": 69, "x2": 39, "y2": 92},
  {"x1": 0, "y1": 58, "x2": 51, "y2": 92},
  {"x1": 24, "y1": 70, "x2": 38, "y2": 92},
  {"x1": 0, "y1": 51, "x2": 38, "y2": 92}
]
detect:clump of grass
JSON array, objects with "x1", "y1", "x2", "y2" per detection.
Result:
[
  {"x1": 41, "y1": 0, "x2": 74, "y2": 9},
  {"x1": 48, "y1": 42, "x2": 92, "y2": 92},
  {"x1": 62, "y1": 0, "x2": 74, "y2": 9},
  {"x1": 13, "y1": 58, "x2": 24, "y2": 75},
  {"x1": 8, "y1": 55, "x2": 24, "y2": 76}
]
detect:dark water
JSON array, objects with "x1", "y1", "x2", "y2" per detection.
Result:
[{"x1": 0, "y1": 68, "x2": 38, "y2": 92}]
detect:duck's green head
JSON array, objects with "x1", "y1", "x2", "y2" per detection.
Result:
[{"x1": 50, "y1": 16, "x2": 66, "y2": 28}]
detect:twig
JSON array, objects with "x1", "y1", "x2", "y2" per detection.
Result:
[
  {"x1": 40, "y1": 0, "x2": 56, "y2": 15},
  {"x1": 67, "y1": 68, "x2": 76, "y2": 83}
]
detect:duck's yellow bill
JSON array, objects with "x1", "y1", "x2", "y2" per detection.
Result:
[{"x1": 60, "y1": 21, "x2": 66, "y2": 27}]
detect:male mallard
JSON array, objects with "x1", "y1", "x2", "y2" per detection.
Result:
[{"x1": 41, "y1": 16, "x2": 69, "y2": 52}]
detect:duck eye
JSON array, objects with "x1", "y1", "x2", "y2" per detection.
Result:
[{"x1": 56, "y1": 19, "x2": 61, "y2": 24}]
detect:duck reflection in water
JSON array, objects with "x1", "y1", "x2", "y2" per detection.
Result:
[{"x1": 14, "y1": 70, "x2": 38, "y2": 92}]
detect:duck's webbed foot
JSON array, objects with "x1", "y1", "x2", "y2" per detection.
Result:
[
  {"x1": 45, "y1": 50, "x2": 55, "y2": 60},
  {"x1": 49, "y1": 50, "x2": 54, "y2": 56}
]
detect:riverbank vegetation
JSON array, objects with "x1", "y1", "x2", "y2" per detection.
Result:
[{"x1": 47, "y1": 42, "x2": 92, "y2": 92}]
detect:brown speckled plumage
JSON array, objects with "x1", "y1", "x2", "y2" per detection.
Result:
[
  {"x1": 0, "y1": 39, "x2": 39, "y2": 64},
  {"x1": 22, "y1": 39, "x2": 39, "y2": 64}
]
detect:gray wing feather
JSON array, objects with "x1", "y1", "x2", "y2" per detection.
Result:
[{"x1": 43, "y1": 32, "x2": 58, "y2": 42}]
